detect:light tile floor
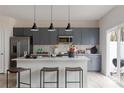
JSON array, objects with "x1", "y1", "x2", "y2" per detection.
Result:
[
  {"x1": 88, "y1": 72, "x2": 122, "y2": 88},
  {"x1": 0, "y1": 72, "x2": 123, "y2": 88}
]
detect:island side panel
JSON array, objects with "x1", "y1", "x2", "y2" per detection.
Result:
[{"x1": 17, "y1": 59, "x2": 87, "y2": 88}]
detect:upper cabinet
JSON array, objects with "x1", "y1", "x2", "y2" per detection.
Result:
[
  {"x1": 39, "y1": 28, "x2": 50, "y2": 45},
  {"x1": 72, "y1": 28, "x2": 82, "y2": 45},
  {"x1": 13, "y1": 27, "x2": 99, "y2": 45},
  {"x1": 23, "y1": 28, "x2": 40, "y2": 45},
  {"x1": 89, "y1": 28, "x2": 99, "y2": 44},
  {"x1": 49, "y1": 29, "x2": 58, "y2": 44},
  {"x1": 58, "y1": 28, "x2": 72, "y2": 36},
  {"x1": 81, "y1": 28, "x2": 99, "y2": 45},
  {"x1": 13, "y1": 28, "x2": 24, "y2": 36},
  {"x1": 72, "y1": 28, "x2": 99, "y2": 45}
]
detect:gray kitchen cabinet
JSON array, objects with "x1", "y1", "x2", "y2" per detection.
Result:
[
  {"x1": 81, "y1": 29, "x2": 90, "y2": 44},
  {"x1": 58, "y1": 28, "x2": 72, "y2": 36},
  {"x1": 49, "y1": 30, "x2": 58, "y2": 44},
  {"x1": 13, "y1": 28, "x2": 99, "y2": 45},
  {"x1": 13, "y1": 28, "x2": 24, "y2": 36},
  {"x1": 23, "y1": 28, "x2": 31, "y2": 36},
  {"x1": 30, "y1": 30, "x2": 40, "y2": 45},
  {"x1": 72, "y1": 28, "x2": 82, "y2": 45},
  {"x1": 88, "y1": 28, "x2": 99, "y2": 45},
  {"x1": 39, "y1": 28, "x2": 50, "y2": 45},
  {"x1": 86, "y1": 54, "x2": 101, "y2": 72},
  {"x1": 23, "y1": 28, "x2": 40, "y2": 45},
  {"x1": 81, "y1": 28, "x2": 99, "y2": 45}
]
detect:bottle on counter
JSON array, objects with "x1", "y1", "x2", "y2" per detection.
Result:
[
  {"x1": 24, "y1": 51, "x2": 28, "y2": 57},
  {"x1": 37, "y1": 48, "x2": 42, "y2": 54}
]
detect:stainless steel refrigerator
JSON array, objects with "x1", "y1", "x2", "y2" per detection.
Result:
[{"x1": 10, "y1": 36, "x2": 33, "y2": 68}]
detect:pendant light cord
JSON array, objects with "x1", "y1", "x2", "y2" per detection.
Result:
[
  {"x1": 68, "y1": 5, "x2": 70, "y2": 23},
  {"x1": 34, "y1": 5, "x2": 36, "y2": 23},
  {"x1": 51, "y1": 5, "x2": 53, "y2": 23}
]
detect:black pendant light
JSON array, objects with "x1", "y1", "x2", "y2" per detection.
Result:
[
  {"x1": 48, "y1": 5, "x2": 56, "y2": 31},
  {"x1": 65, "y1": 5, "x2": 72, "y2": 31},
  {"x1": 31, "y1": 5, "x2": 39, "y2": 31}
]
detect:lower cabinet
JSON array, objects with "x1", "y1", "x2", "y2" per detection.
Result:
[{"x1": 86, "y1": 54, "x2": 101, "y2": 72}]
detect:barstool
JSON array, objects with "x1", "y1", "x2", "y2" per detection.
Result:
[
  {"x1": 7, "y1": 67, "x2": 31, "y2": 88},
  {"x1": 40, "y1": 67, "x2": 59, "y2": 88},
  {"x1": 65, "y1": 67, "x2": 83, "y2": 88}
]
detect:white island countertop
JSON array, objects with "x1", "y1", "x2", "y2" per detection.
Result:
[
  {"x1": 12, "y1": 56, "x2": 89, "y2": 88},
  {"x1": 12, "y1": 56, "x2": 90, "y2": 62}
]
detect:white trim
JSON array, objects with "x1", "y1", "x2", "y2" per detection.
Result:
[{"x1": 117, "y1": 27, "x2": 121, "y2": 80}]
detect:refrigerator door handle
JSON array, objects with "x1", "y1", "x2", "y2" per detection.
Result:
[
  {"x1": 17, "y1": 42, "x2": 19, "y2": 57},
  {"x1": 17, "y1": 42, "x2": 20, "y2": 57}
]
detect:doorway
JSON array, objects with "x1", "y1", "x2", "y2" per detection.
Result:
[
  {"x1": 107, "y1": 26, "x2": 124, "y2": 85},
  {"x1": 0, "y1": 31, "x2": 5, "y2": 73}
]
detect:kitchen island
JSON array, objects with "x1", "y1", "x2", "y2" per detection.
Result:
[{"x1": 12, "y1": 56, "x2": 89, "y2": 88}]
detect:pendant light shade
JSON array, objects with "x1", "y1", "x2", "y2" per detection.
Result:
[
  {"x1": 48, "y1": 23, "x2": 55, "y2": 31},
  {"x1": 65, "y1": 23, "x2": 72, "y2": 31},
  {"x1": 31, "y1": 5, "x2": 39, "y2": 31},
  {"x1": 31, "y1": 22, "x2": 38, "y2": 31},
  {"x1": 65, "y1": 5, "x2": 72, "y2": 31},
  {"x1": 48, "y1": 6, "x2": 56, "y2": 31}
]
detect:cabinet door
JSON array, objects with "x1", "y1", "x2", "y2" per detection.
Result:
[
  {"x1": 39, "y1": 28, "x2": 50, "y2": 45},
  {"x1": 23, "y1": 28, "x2": 40, "y2": 45},
  {"x1": 87, "y1": 55, "x2": 94, "y2": 71},
  {"x1": 31, "y1": 31, "x2": 40, "y2": 45},
  {"x1": 81, "y1": 28, "x2": 99, "y2": 45},
  {"x1": 92, "y1": 55, "x2": 101, "y2": 71},
  {"x1": 73, "y1": 28, "x2": 82, "y2": 45},
  {"x1": 89, "y1": 28, "x2": 99, "y2": 44},
  {"x1": 23, "y1": 28, "x2": 31, "y2": 36},
  {"x1": 87, "y1": 55, "x2": 101, "y2": 72},
  {"x1": 81, "y1": 29, "x2": 91, "y2": 44},
  {"x1": 58, "y1": 28, "x2": 72, "y2": 36},
  {"x1": 49, "y1": 30, "x2": 58, "y2": 44},
  {"x1": 87, "y1": 57, "x2": 93, "y2": 71},
  {"x1": 0, "y1": 31, "x2": 4, "y2": 73},
  {"x1": 13, "y1": 28, "x2": 24, "y2": 36}
]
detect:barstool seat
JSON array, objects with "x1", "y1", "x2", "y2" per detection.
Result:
[
  {"x1": 7, "y1": 67, "x2": 31, "y2": 88},
  {"x1": 65, "y1": 67, "x2": 83, "y2": 71},
  {"x1": 7, "y1": 67, "x2": 30, "y2": 73},
  {"x1": 41, "y1": 67, "x2": 58, "y2": 71},
  {"x1": 40, "y1": 67, "x2": 59, "y2": 88},
  {"x1": 65, "y1": 67, "x2": 83, "y2": 88}
]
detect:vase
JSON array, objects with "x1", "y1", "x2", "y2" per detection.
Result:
[{"x1": 68, "y1": 51, "x2": 75, "y2": 57}]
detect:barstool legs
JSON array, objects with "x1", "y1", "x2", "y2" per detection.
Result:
[
  {"x1": 79, "y1": 71, "x2": 81, "y2": 88},
  {"x1": 40, "y1": 68, "x2": 59, "y2": 88},
  {"x1": 82, "y1": 70, "x2": 83, "y2": 88},
  {"x1": 18, "y1": 72, "x2": 20, "y2": 88},
  {"x1": 43, "y1": 71, "x2": 45, "y2": 88},
  {"x1": 6, "y1": 68, "x2": 31, "y2": 88},
  {"x1": 57, "y1": 70, "x2": 59, "y2": 88},
  {"x1": 65, "y1": 70, "x2": 67, "y2": 88},
  {"x1": 6, "y1": 70, "x2": 9, "y2": 88},
  {"x1": 40, "y1": 70, "x2": 42, "y2": 88},
  {"x1": 65, "y1": 68, "x2": 83, "y2": 88},
  {"x1": 29, "y1": 69, "x2": 31, "y2": 88}
]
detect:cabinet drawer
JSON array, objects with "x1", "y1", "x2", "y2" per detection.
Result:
[{"x1": 86, "y1": 55, "x2": 101, "y2": 72}]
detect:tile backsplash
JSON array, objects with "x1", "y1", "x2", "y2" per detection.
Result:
[{"x1": 33, "y1": 44, "x2": 99, "y2": 54}]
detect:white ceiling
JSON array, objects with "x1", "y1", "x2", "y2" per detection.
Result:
[{"x1": 0, "y1": 5, "x2": 115, "y2": 21}]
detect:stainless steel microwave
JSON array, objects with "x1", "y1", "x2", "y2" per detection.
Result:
[{"x1": 58, "y1": 36, "x2": 73, "y2": 43}]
